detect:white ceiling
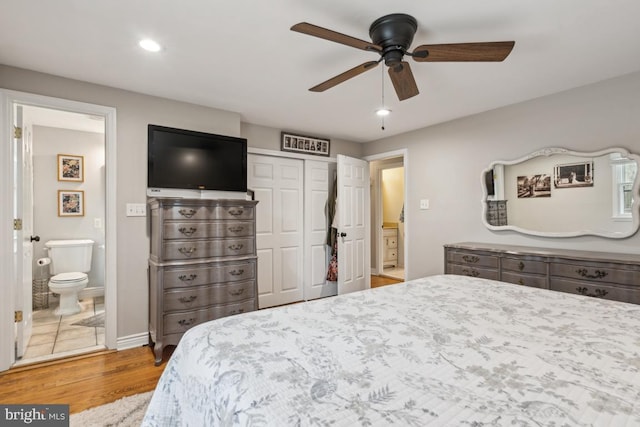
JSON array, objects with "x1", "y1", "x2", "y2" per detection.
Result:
[{"x1": 2, "y1": 1, "x2": 640, "y2": 143}]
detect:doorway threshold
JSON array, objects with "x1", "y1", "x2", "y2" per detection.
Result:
[{"x1": 12, "y1": 345, "x2": 107, "y2": 370}]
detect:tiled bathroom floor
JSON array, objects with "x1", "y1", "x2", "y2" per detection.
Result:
[{"x1": 22, "y1": 297, "x2": 105, "y2": 361}]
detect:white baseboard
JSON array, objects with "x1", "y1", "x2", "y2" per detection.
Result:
[{"x1": 116, "y1": 332, "x2": 149, "y2": 351}]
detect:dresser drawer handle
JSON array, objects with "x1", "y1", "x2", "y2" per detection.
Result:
[
  {"x1": 229, "y1": 269, "x2": 245, "y2": 276},
  {"x1": 178, "y1": 227, "x2": 197, "y2": 237},
  {"x1": 178, "y1": 274, "x2": 197, "y2": 283},
  {"x1": 228, "y1": 244, "x2": 244, "y2": 251},
  {"x1": 178, "y1": 318, "x2": 196, "y2": 326},
  {"x1": 229, "y1": 308, "x2": 245, "y2": 315},
  {"x1": 575, "y1": 268, "x2": 608, "y2": 280},
  {"x1": 178, "y1": 247, "x2": 197, "y2": 257},
  {"x1": 576, "y1": 287, "x2": 609, "y2": 298},
  {"x1": 462, "y1": 255, "x2": 480, "y2": 264},
  {"x1": 228, "y1": 288, "x2": 245, "y2": 297},
  {"x1": 518, "y1": 261, "x2": 525, "y2": 271},
  {"x1": 178, "y1": 208, "x2": 197, "y2": 218},
  {"x1": 461, "y1": 268, "x2": 480, "y2": 277},
  {"x1": 178, "y1": 295, "x2": 197, "y2": 304},
  {"x1": 228, "y1": 208, "x2": 244, "y2": 216},
  {"x1": 228, "y1": 226, "x2": 244, "y2": 233}
]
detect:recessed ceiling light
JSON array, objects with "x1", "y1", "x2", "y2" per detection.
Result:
[
  {"x1": 139, "y1": 39, "x2": 162, "y2": 52},
  {"x1": 376, "y1": 108, "x2": 391, "y2": 117}
]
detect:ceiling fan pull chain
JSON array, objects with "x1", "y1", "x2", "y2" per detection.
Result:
[{"x1": 381, "y1": 65, "x2": 386, "y2": 130}]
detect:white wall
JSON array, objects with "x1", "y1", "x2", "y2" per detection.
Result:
[
  {"x1": 32, "y1": 126, "x2": 106, "y2": 286},
  {"x1": 363, "y1": 71, "x2": 640, "y2": 280}
]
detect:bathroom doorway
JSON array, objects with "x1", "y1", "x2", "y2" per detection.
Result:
[
  {"x1": 19, "y1": 106, "x2": 106, "y2": 364},
  {"x1": 380, "y1": 165, "x2": 405, "y2": 280},
  {"x1": 367, "y1": 150, "x2": 407, "y2": 282},
  {"x1": 0, "y1": 90, "x2": 117, "y2": 371}
]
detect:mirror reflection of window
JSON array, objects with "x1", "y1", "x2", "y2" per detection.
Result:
[{"x1": 611, "y1": 154, "x2": 637, "y2": 219}]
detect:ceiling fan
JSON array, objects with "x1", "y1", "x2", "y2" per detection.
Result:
[{"x1": 291, "y1": 13, "x2": 515, "y2": 101}]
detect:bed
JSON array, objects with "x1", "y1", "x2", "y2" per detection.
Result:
[{"x1": 142, "y1": 274, "x2": 640, "y2": 426}]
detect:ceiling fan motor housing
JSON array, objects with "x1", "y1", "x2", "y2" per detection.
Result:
[{"x1": 369, "y1": 13, "x2": 417, "y2": 66}]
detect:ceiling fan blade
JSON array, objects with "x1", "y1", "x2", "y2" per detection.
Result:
[
  {"x1": 309, "y1": 61, "x2": 380, "y2": 92},
  {"x1": 388, "y1": 62, "x2": 419, "y2": 101},
  {"x1": 412, "y1": 41, "x2": 515, "y2": 62},
  {"x1": 291, "y1": 22, "x2": 382, "y2": 53}
]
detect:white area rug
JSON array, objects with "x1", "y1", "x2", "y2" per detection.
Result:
[{"x1": 70, "y1": 391, "x2": 153, "y2": 426}]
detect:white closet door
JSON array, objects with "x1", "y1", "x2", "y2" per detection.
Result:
[
  {"x1": 248, "y1": 154, "x2": 304, "y2": 308},
  {"x1": 304, "y1": 160, "x2": 336, "y2": 300},
  {"x1": 337, "y1": 155, "x2": 370, "y2": 295}
]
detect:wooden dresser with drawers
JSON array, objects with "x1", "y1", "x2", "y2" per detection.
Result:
[
  {"x1": 444, "y1": 242, "x2": 640, "y2": 305},
  {"x1": 148, "y1": 197, "x2": 259, "y2": 365}
]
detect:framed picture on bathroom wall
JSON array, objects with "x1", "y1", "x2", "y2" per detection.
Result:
[
  {"x1": 58, "y1": 190, "x2": 84, "y2": 216},
  {"x1": 57, "y1": 154, "x2": 84, "y2": 182}
]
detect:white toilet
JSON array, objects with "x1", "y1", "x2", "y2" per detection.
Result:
[{"x1": 45, "y1": 239, "x2": 94, "y2": 316}]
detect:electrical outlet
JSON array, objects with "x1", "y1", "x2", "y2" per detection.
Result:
[
  {"x1": 420, "y1": 199, "x2": 430, "y2": 210},
  {"x1": 126, "y1": 203, "x2": 146, "y2": 217}
]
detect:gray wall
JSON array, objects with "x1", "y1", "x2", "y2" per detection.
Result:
[
  {"x1": 1, "y1": 64, "x2": 362, "y2": 340},
  {"x1": 363, "y1": 70, "x2": 640, "y2": 280}
]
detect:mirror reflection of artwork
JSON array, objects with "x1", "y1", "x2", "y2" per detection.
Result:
[
  {"x1": 517, "y1": 174, "x2": 551, "y2": 198},
  {"x1": 554, "y1": 162, "x2": 594, "y2": 188},
  {"x1": 481, "y1": 147, "x2": 640, "y2": 238}
]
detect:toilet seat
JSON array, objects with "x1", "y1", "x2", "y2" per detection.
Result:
[{"x1": 50, "y1": 272, "x2": 88, "y2": 285}]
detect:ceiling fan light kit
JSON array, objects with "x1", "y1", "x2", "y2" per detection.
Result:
[{"x1": 291, "y1": 13, "x2": 515, "y2": 102}]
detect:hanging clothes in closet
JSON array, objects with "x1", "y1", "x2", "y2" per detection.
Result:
[{"x1": 326, "y1": 176, "x2": 338, "y2": 281}]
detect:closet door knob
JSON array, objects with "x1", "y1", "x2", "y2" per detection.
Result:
[
  {"x1": 30, "y1": 235, "x2": 40, "y2": 242},
  {"x1": 340, "y1": 232, "x2": 347, "y2": 237}
]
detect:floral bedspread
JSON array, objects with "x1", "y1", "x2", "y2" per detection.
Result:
[{"x1": 142, "y1": 274, "x2": 640, "y2": 426}]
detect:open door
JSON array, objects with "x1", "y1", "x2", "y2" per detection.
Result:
[
  {"x1": 14, "y1": 105, "x2": 34, "y2": 358},
  {"x1": 336, "y1": 155, "x2": 370, "y2": 294}
]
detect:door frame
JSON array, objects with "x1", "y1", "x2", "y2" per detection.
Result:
[
  {"x1": 0, "y1": 89, "x2": 117, "y2": 371},
  {"x1": 365, "y1": 149, "x2": 409, "y2": 280}
]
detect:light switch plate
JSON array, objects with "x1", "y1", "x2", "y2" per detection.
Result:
[{"x1": 126, "y1": 203, "x2": 146, "y2": 217}]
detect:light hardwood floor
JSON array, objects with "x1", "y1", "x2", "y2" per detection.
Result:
[
  {"x1": 0, "y1": 276, "x2": 403, "y2": 413},
  {"x1": 0, "y1": 346, "x2": 170, "y2": 414},
  {"x1": 371, "y1": 274, "x2": 403, "y2": 288}
]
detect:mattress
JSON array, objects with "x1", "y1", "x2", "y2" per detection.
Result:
[{"x1": 142, "y1": 274, "x2": 640, "y2": 426}]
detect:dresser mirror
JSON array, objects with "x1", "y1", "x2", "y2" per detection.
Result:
[{"x1": 482, "y1": 147, "x2": 640, "y2": 238}]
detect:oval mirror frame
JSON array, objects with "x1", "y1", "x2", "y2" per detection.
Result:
[{"x1": 481, "y1": 147, "x2": 640, "y2": 238}]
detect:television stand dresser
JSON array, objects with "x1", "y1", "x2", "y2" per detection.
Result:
[
  {"x1": 444, "y1": 242, "x2": 640, "y2": 304},
  {"x1": 148, "y1": 197, "x2": 259, "y2": 365}
]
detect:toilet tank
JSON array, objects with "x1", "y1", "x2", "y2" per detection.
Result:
[{"x1": 45, "y1": 239, "x2": 94, "y2": 274}]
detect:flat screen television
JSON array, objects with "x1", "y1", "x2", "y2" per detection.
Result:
[{"x1": 147, "y1": 125, "x2": 247, "y2": 199}]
